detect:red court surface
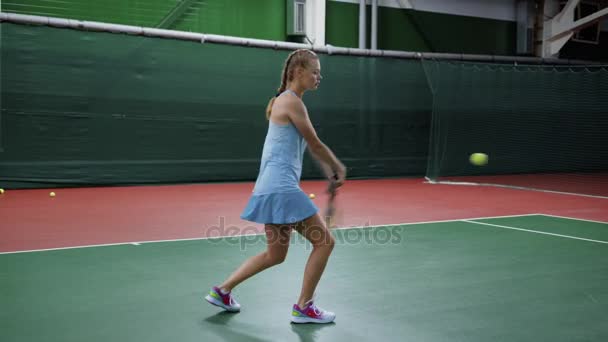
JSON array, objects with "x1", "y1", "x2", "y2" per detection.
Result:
[{"x1": 1, "y1": 178, "x2": 607, "y2": 253}]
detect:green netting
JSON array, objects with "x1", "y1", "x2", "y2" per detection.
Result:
[
  {"x1": 424, "y1": 60, "x2": 608, "y2": 196},
  {"x1": 4, "y1": 22, "x2": 606, "y2": 192},
  {"x1": 0, "y1": 23, "x2": 432, "y2": 188},
  {"x1": 0, "y1": 21, "x2": 3, "y2": 154}
]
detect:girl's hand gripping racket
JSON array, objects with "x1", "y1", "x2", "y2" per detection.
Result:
[{"x1": 325, "y1": 174, "x2": 339, "y2": 228}]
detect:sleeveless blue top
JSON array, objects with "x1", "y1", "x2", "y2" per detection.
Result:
[{"x1": 240, "y1": 90, "x2": 318, "y2": 224}]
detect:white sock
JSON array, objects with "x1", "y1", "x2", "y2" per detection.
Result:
[{"x1": 219, "y1": 288, "x2": 230, "y2": 295}]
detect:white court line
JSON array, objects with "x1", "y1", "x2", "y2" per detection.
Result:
[
  {"x1": 0, "y1": 213, "x2": 542, "y2": 255},
  {"x1": 463, "y1": 220, "x2": 608, "y2": 245},
  {"x1": 425, "y1": 178, "x2": 608, "y2": 200},
  {"x1": 0, "y1": 233, "x2": 264, "y2": 256},
  {"x1": 538, "y1": 214, "x2": 608, "y2": 225}
]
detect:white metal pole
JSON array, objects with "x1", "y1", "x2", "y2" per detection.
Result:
[
  {"x1": 371, "y1": 0, "x2": 378, "y2": 50},
  {"x1": 359, "y1": 0, "x2": 366, "y2": 49}
]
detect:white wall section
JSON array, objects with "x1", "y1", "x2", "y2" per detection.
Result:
[{"x1": 331, "y1": 0, "x2": 517, "y2": 22}]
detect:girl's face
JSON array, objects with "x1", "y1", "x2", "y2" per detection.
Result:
[{"x1": 297, "y1": 59, "x2": 322, "y2": 90}]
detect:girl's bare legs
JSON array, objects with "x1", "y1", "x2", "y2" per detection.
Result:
[
  {"x1": 219, "y1": 224, "x2": 292, "y2": 291},
  {"x1": 294, "y1": 213, "x2": 336, "y2": 307}
]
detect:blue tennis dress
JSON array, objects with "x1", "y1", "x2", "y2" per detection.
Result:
[{"x1": 241, "y1": 91, "x2": 318, "y2": 224}]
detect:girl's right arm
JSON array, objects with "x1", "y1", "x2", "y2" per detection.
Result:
[{"x1": 286, "y1": 98, "x2": 346, "y2": 185}]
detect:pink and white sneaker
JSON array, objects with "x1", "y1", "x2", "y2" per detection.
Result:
[
  {"x1": 291, "y1": 300, "x2": 336, "y2": 324},
  {"x1": 205, "y1": 286, "x2": 241, "y2": 312}
]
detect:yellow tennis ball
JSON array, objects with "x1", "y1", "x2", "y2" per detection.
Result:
[
  {"x1": 469, "y1": 153, "x2": 488, "y2": 166},
  {"x1": 50, "y1": 192, "x2": 56, "y2": 197},
  {"x1": 309, "y1": 193, "x2": 316, "y2": 199},
  {"x1": 0, "y1": 188, "x2": 4, "y2": 194}
]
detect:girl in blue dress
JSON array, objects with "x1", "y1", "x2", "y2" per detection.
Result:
[{"x1": 205, "y1": 49, "x2": 346, "y2": 324}]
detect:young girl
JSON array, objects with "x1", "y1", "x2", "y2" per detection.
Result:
[{"x1": 205, "y1": 49, "x2": 346, "y2": 324}]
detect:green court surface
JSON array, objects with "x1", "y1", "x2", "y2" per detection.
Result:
[{"x1": 1, "y1": 214, "x2": 607, "y2": 342}]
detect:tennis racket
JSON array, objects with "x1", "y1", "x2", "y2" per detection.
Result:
[{"x1": 325, "y1": 174, "x2": 339, "y2": 228}]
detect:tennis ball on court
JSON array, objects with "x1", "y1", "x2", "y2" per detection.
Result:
[
  {"x1": 0, "y1": 188, "x2": 4, "y2": 194},
  {"x1": 49, "y1": 192, "x2": 56, "y2": 197},
  {"x1": 469, "y1": 153, "x2": 488, "y2": 166},
  {"x1": 309, "y1": 193, "x2": 316, "y2": 199}
]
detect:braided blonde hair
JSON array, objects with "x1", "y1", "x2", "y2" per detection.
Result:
[{"x1": 265, "y1": 49, "x2": 318, "y2": 119}]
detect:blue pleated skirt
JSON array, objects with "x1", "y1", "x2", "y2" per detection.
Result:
[{"x1": 240, "y1": 190, "x2": 318, "y2": 224}]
